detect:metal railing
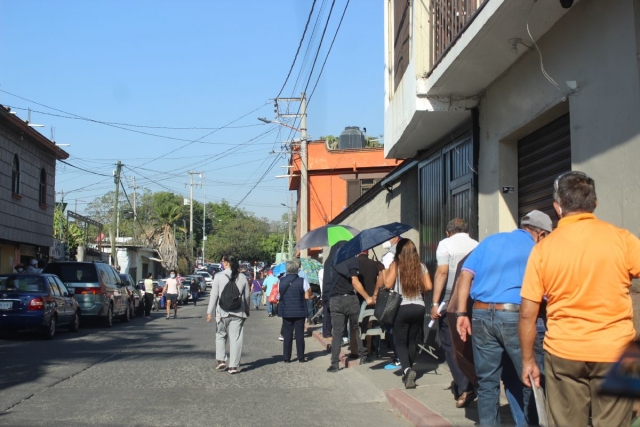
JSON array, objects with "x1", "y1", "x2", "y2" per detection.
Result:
[{"x1": 431, "y1": 0, "x2": 488, "y2": 67}]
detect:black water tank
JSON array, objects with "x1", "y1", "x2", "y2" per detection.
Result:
[{"x1": 338, "y1": 126, "x2": 365, "y2": 149}]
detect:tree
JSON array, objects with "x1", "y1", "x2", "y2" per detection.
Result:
[
  {"x1": 365, "y1": 134, "x2": 383, "y2": 148},
  {"x1": 155, "y1": 203, "x2": 183, "y2": 271}
]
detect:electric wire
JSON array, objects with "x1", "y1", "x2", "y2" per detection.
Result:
[
  {"x1": 275, "y1": 0, "x2": 318, "y2": 99},
  {"x1": 58, "y1": 159, "x2": 112, "y2": 177}
]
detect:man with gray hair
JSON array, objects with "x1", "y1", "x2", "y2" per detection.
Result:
[
  {"x1": 520, "y1": 172, "x2": 640, "y2": 427},
  {"x1": 455, "y1": 210, "x2": 552, "y2": 426},
  {"x1": 431, "y1": 218, "x2": 478, "y2": 408},
  {"x1": 278, "y1": 260, "x2": 312, "y2": 363}
]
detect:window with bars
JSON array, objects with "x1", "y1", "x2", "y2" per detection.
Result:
[{"x1": 346, "y1": 179, "x2": 381, "y2": 206}]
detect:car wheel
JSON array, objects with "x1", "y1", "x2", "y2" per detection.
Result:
[
  {"x1": 103, "y1": 305, "x2": 114, "y2": 328},
  {"x1": 68, "y1": 312, "x2": 80, "y2": 332},
  {"x1": 43, "y1": 315, "x2": 56, "y2": 339},
  {"x1": 121, "y1": 304, "x2": 130, "y2": 323}
]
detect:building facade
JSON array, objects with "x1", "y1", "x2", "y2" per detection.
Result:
[
  {"x1": 0, "y1": 106, "x2": 69, "y2": 273},
  {"x1": 384, "y1": 0, "x2": 640, "y2": 267},
  {"x1": 288, "y1": 138, "x2": 401, "y2": 253}
]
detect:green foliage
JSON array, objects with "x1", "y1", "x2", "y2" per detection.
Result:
[{"x1": 83, "y1": 190, "x2": 287, "y2": 266}]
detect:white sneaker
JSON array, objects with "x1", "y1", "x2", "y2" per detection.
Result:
[{"x1": 279, "y1": 335, "x2": 284, "y2": 341}]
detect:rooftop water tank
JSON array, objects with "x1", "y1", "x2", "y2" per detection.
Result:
[{"x1": 338, "y1": 126, "x2": 365, "y2": 149}]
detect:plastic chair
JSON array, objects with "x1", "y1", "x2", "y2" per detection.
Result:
[{"x1": 359, "y1": 302, "x2": 386, "y2": 358}]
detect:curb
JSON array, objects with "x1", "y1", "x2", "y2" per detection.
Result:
[
  {"x1": 385, "y1": 389, "x2": 453, "y2": 427},
  {"x1": 311, "y1": 330, "x2": 361, "y2": 368}
]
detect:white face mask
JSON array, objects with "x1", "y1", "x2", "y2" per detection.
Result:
[
  {"x1": 170, "y1": 274, "x2": 176, "y2": 279},
  {"x1": 382, "y1": 240, "x2": 392, "y2": 249}
]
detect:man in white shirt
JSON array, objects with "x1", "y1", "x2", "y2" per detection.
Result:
[{"x1": 430, "y1": 218, "x2": 478, "y2": 408}]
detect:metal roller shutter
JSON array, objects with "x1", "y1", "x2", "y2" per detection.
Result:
[{"x1": 518, "y1": 114, "x2": 571, "y2": 227}]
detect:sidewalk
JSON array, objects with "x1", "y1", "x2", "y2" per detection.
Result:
[{"x1": 309, "y1": 325, "x2": 515, "y2": 426}]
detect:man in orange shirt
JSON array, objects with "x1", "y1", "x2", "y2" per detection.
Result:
[{"x1": 519, "y1": 171, "x2": 640, "y2": 427}]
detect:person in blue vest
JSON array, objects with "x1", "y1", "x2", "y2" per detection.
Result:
[{"x1": 278, "y1": 260, "x2": 312, "y2": 363}]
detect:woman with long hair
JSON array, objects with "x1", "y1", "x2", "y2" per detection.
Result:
[
  {"x1": 378, "y1": 238, "x2": 432, "y2": 389},
  {"x1": 206, "y1": 254, "x2": 250, "y2": 374}
]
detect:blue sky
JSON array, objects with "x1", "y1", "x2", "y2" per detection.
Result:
[{"x1": 0, "y1": 0, "x2": 383, "y2": 221}]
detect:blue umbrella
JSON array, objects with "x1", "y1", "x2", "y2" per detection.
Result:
[
  {"x1": 272, "y1": 262, "x2": 286, "y2": 276},
  {"x1": 333, "y1": 222, "x2": 413, "y2": 264}
]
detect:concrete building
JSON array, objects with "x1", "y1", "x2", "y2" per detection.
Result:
[
  {"x1": 382, "y1": 0, "x2": 640, "y2": 267},
  {"x1": 0, "y1": 105, "x2": 69, "y2": 273},
  {"x1": 288, "y1": 132, "x2": 400, "y2": 255}
]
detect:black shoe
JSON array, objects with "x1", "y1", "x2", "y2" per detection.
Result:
[
  {"x1": 327, "y1": 365, "x2": 340, "y2": 373},
  {"x1": 299, "y1": 357, "x2": 308, "y2": 363},
  {"x1": 360, "y1": 355, "x2": 374, "y2": 365},
  {"x1": 404, "y1": 369, "x2": 417, "y2": 389},
  {"x1": 283, "y1": 360, "x2": 291, "y2": 363}
]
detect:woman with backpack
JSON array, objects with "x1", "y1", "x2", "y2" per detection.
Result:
[
  {"x1": 206, "y1": 254, "x2": 250, "y2": 374},
  {"x1": 378, "y1": 238, "x2": 432, "y2": 389}
]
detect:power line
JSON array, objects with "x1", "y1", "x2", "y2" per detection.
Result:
[
  {"x1": 276, "y1": 0, "x2": 318, "y2": 99},
  {"x1": 4, "y1": 105, "x2": 267, "y2": 131},
  {"x1": 58, "y1": 159, "x2": 112, "y2": 177},
  {"x1": 307, "y1": 0, "x2": 350, "y2": 106}
]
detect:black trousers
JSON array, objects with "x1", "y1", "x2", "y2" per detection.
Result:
[
  {"x1": 144, "y1": 293, "x2": 154, "y2": 317},
  {"x1": 282, "y1": 317, "x2": 305, "y2": 362},
  {"x1": 330, "y1": 295, "x2": 366, "y2": 366},
  {"x1": 322, "y1": 299, "x2": 332, "y2": 337},
  {"x1": 392, "y1": 304, "x2": 425, "y2": 372}
]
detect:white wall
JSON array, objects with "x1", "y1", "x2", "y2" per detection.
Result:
[{"x1": 478, "y1": 0, "x2": 640, "y2": 236}]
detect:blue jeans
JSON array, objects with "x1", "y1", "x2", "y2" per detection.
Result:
[
  {"x1": 266, "y1": 301, "x2": 274, "y2": 315},
  {"x1": 252, "y1": 292, "x2": 262, "y2": 308},
  {"x1": 472, "y1": 309, "x2": 535, "y2": 427}
]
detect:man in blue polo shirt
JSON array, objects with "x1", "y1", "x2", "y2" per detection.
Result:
[{"x1": 455, "y1": 210, "x2": 552, "y2": 427}]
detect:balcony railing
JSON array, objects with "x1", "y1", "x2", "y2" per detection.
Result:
[{"x1": 431, "y1": 0, "x2": 488, "y2": 68}]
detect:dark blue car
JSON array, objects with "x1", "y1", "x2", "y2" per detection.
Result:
[{"x1": 0, "y1": 274, "x2": 80, "y2": 339}]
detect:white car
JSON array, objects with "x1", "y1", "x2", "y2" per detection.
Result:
[{"x1": 195, "y1": 271, "x2": 213, "y2": 288}]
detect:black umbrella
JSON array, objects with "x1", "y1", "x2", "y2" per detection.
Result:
[{"x1": 333, "y1": 222, "x2": 413, "y2": 264}]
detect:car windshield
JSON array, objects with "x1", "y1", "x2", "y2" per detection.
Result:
[
  {"x1": 46, "y1": 264, "x2": 98, "y2": 283},
  {"x1": 0, "y1": 276, "x2": 45, "y2": 292}
]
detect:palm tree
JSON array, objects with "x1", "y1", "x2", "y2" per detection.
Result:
[{"x1": 155, "y1": 204, "x2": 183, "y2": 271}]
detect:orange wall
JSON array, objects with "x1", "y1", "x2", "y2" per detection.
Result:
[{"x1": 289, "y1": 141, "x2": 401, "y2": 238}]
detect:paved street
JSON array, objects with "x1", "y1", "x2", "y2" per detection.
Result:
[{"x1": 0, "y1": 295, "x2": 408, "y2": 427}]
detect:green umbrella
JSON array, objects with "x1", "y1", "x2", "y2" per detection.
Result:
[{"x1": 295, "y1": 225, "x2": 360, "y2": 250}]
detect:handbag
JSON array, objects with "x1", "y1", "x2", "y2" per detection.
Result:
[
  {"x1": 268, "y1": 283, "x2": 279, "y2": 304},
  {"x1": 374, "y1": 276, "x2": 402, "y2": 324}
]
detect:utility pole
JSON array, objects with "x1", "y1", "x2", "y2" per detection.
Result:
[
  {"x1": 288, "y1": 193, "x2": 294, "y2": 260},
  {"x1": 132, "y1": 176, "x2": 137, "y2": 241},
  {"x1": 299, "y1": 92, "x2": 308, "y2": 258},
  {"x1": 202, "y1": 175, "x2": 206, "y2": 266},
  {"x1": 187, "y1": 171, "x2": 202, "y2": 265},
  {"x1": 110, "y1": 161, "x2": 122, "y2": 269},
  {"x1": 273, "y1": 92, "x2": 308, "y2": 258}
]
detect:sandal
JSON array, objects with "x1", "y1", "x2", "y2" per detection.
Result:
[{"x1": 228, "y1": 367, "x2": 238, "y2": 374}]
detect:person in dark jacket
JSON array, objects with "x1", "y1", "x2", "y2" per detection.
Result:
[
  {"x1": 279, "y1": 260, "x2": 312, "y2": 363},
  {"x1": 189, "y1": 277, "x2": 200, "y2": 306}
]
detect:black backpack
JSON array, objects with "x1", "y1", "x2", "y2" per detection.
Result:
[{"x1": 219, "y1": 274, "x2": 242, "y2": 311}]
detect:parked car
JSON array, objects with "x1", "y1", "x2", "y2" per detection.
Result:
[
  {"x1": 193, "y1": 271, "x2": 210, "y2": 291},
  {"x1": 43, "y1": 262, "x2": 130, "y2": 327},
  {"x1": 0, "y1": 274, "x2": 80, "y2": 339},
  {"x1": 119, "y1": 274, "x2": 144, "y2": 317},
  {"x1": 207, "y1": 264, "x2": 222, "y2": 277}
]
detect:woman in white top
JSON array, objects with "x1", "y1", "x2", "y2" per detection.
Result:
[
  {"x1": 162, "y1": 269, "x2": 181, "y2": 320},
  {"x1": 380, "y1": 238, "x2": 432, "y2": 389}
]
